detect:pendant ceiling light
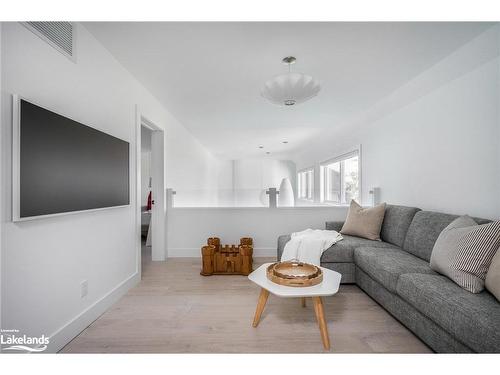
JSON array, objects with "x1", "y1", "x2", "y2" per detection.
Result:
[{"x1": 261, "y1": 56, "x2": 321, "y2": 106}]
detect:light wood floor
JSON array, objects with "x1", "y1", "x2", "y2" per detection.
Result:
[{"x1": 61, "y1": 244, "x2": 431, "y2": 353}]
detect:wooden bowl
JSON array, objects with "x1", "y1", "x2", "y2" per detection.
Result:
[{"x1": 266, "y1": 261, "x2": 323, "y2": 287}]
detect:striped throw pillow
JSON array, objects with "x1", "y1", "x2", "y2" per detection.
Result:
[{"x1": 450, "y1": 221, "x2": 500, "y2": 293}]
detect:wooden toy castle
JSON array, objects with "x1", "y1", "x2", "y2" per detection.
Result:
[{"x1": 200, "y1": 237, "x2": 253, "y2": 276}]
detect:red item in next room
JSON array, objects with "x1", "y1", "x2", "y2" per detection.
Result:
[{"x1": 146, "y1": 191, "x2": 152, "y2": 211}]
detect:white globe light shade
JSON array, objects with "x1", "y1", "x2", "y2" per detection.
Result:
[{"x1": 261, "y1": 72, "x2": 321, "y2": 106}]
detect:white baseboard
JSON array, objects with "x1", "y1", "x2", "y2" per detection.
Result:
[
  {"x1": 46, "y1": 272, "x2": 140, "y2": 353},
  {"x1": 167, "y1": 247, "x2": 277, "y2": 258}
]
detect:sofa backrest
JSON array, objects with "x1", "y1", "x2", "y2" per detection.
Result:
[
  {"x1": 403, "y1": 211, "x2": 491, "y2": 261},
  {"x1": 380, "y1": 205, "x2": 421, "y2": 247}
]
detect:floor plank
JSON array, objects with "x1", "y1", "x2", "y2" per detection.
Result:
[{"x1": 61, "y1": 245, "x2": 431, "y2": 353}]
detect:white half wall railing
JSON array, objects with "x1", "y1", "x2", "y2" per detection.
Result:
[{"x1": 166, "y1": 206, "x2": 349, "y2": 258}]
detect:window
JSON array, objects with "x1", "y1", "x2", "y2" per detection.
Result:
[
  {"x1": 320, "y1": 149, "x2": 360, "y2": 205},
  {"x1": 297, "y1": 168, "x2": 314, "y2": 201}
]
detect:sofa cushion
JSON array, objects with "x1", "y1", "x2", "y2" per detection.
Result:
[
  {"x1": 380, "y1": 205, "x2": 420, "y2": 247},
  {"x1": 321, "y1": 262, "x2": 356, "y2": 283},
  {"x1": 325, "y1": 221, "x2": 344, "y2": 232},
  {"x1": 340, "y1": 200, "x2": 386, "y2": 240},
  {"x1": 396, "y1": 273, "x2": 500, "y2": 353},
  {"x1": 430, "y1": 217, "x2": 500, "y2": 293},
  {"x1": 403, "y1": 211, "x2": 491, "y2": 262},
  {"x1": 430, "y1": 215, "x2": 479, "y2": 276},
  {"x1": 486, "y1": 249, "x2": 500, "y2": 302},
  {"x1": 321, "y1": 235, "x2": 398, "y2": 263},
  {"x1": 354, "y1": 247, "x2": 436, "y2": 293},
  {"x1": 277, "y1": 234, "x2": 291, "y2": 260}
]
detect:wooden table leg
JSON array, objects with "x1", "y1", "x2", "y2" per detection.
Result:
[
  {"x1": 252, "y1": 288, "x2": 270, "y2": 327},
  {"x1": 313, "y1": 296, "x2": 330, "y2": 350},
  {"x1": 301, "y1": 297, "x2": 306, "y2": 307}
]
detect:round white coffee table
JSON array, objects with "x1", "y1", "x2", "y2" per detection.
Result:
[{"x1": 248, "y1": 263, "x2": 342, "y2": 350}]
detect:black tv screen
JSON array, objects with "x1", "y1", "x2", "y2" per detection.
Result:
[{"x1": 17, "y1": 99, "x2": 130, "y2": 219}]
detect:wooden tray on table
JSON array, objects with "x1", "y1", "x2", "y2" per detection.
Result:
[{"x1": 266, "y1": 260, "x2": 323, "y2": 287}]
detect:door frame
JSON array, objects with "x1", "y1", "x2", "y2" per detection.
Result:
[{"x1": 135, "y1": 106, "x2": 166, "y2": 275}]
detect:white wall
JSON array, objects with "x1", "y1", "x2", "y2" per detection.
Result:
[
  {"x1": 167, "y1": 206, "x2": 348, "y2": 257},
  {"x1": 295, "y1": 26, "x2": 500, "y2": 219},
  {"x1": 232, "y1": 159, "x2": 296, "y2": 207},
  {"x1": 0, "y1": 22, "x2": 3, "y2": 336},
  {"x1": 0, "y1": 22, "x2": 219, "y2": 352},
  {"x1": 174, "y1": 158, "x2": 296, "y2": 207}
]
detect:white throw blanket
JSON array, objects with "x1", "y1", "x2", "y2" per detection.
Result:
[{"x1": 281, "y1": 229, "x2": 343, "y2": 265}]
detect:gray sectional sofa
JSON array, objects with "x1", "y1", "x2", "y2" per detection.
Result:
[{"x1": 277, "y1": 205, "x2": 500, "y2": 353}]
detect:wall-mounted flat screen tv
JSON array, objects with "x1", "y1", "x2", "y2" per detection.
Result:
[{"x1": 13, "y1": 96, "x2": 130, "y2": 221}]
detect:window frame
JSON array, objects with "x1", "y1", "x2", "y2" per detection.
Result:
[
  {"x1": 297, "y1": 167, "x2": 315, "y2": 202},
  {"x1": 320, "y1": 147, "x2": 362, "y2": 206}
]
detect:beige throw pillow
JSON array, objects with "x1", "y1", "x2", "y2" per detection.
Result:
[
  {"x1": 485, "y1": 248, "x2": 500, "y2": 301},
  {"x1": 340, "y1": 200, "x2": 386, "y2": 241}
]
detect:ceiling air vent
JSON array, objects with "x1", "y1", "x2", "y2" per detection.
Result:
[{"x1": 23, "y1": 22, "x2": 76, "y2": 61}]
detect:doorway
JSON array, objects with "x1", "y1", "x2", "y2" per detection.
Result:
[
  {"x1": 136, "y1": 111, "x2": 166, "y2": 278},
  {"x1": 140, "y1": 126, "x2": 153, "y2": 265}
]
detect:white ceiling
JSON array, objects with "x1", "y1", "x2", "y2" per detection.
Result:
[{"x1": 84, "y1": 22, "x2": 492, "y2": 159}]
